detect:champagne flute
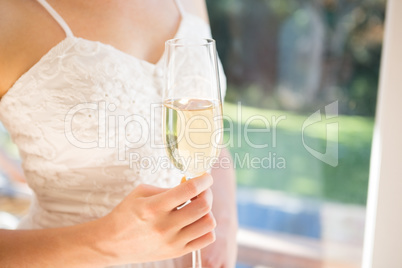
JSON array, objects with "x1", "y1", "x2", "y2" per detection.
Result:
[{"x1": 162, "y1": 38, "x2": 223, "y2": 268}]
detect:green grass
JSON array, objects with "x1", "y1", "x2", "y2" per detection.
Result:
[{"x1": 223, "y1": 102, "x2": 374, "y2": 205}]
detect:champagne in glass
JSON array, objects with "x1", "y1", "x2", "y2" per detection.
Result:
[
  {"x1": 164, "y1": 98, "x2": 222, "y2": 177},
  {"x1": 162, "y1": 38, "x2": 223, "y2": 268}
]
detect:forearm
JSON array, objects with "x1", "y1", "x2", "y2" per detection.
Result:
[
  {"x1": 0, "y1": 218, "x2": 112, "y2": 268},
  {"x1": 210, "y1": 148, "x2": 238, "y2": 233}
]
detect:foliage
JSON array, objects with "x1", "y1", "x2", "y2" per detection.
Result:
[{"x1": 207, "y1": 0, "x2": 386, "y2": 116}]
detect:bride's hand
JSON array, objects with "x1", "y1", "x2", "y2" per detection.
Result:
[{"x1": 97, "y1": 173, "x2": 216, "y2": 265}]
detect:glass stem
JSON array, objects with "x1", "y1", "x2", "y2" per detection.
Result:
[
  {"x1": 192, "y1": 249, "x2": 202, "y2": 268},
  {"x1": 186, "y1": 175, "x2": 202, "y2": 267}
]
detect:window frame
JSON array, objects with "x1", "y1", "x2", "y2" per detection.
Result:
[{"x1": 362, "y1": 0, "x2": 402, "y2": 267}]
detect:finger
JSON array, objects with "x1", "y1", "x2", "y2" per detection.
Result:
[
  {"x1": 132, "y1": 184, "x2": 168, "y2": 198},
  {"x1": 185, "y1": 230, "x2": 216, "y2": 253},
  {"x1": 171, "y1": 188, "x2": 213, "y2": 229},
  {"x1": 181, "y1": 176, "x2": 198, "y2": 201},
  {"x1": 179, "y1": 212, "x2": 216, "y2": 244},
  {"x1": 155, "y1": 173, "x2": 213, "y2": 211}
]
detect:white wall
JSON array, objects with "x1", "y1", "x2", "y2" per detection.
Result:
[{"x1": 362, "y1": 0, "x2": 402, "y2": 267}]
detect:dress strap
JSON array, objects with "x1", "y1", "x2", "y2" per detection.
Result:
[
  {"x1": 174, "y1": 0, "x2": 186, "y2": 16},
  {"x1": 36, "y1": 0, "x2": 74, "y2": 37}
]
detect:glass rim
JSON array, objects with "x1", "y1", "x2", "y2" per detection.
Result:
[{"x1": 165, "y1": 38, "x2": 215, "y2": 47}]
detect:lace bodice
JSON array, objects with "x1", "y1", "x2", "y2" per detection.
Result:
[{"x1": 0, "y1": 1, "x2": 226, "y2": 267}]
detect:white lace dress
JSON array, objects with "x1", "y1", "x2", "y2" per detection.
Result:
[{"x1": 0, "y1": 0, "x2": 226, "y2": 267}]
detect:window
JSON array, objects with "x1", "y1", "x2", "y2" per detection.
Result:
[{"x1": 206, "y1": 0, "x2": 386, "y2": 267}]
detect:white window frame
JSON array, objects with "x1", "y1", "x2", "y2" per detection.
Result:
[{"x1": 362, "y1": 0, "x2": 402, "y2": 267}]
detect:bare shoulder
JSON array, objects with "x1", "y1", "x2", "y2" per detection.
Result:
[
  {"x1": 0, "y1": 0, "x2": 64, "y2": 97},
  {"x1": 0, "y1": 0, "x2": 38, "y2": 46},
  {"x1": 0, "y1": 0, "x2": 29, "y2": 96},
  {"x1": 180, "y1": 0, "x2": 209, "y2": 24}
]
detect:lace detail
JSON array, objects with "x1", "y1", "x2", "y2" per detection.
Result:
[{"x1": 0, "y1": 13, "x2": 226, "y2": 268}]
